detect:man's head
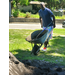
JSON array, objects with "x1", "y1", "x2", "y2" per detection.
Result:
[{"x1": 40, "y1": 2, "x2": 45, "y2": 10}]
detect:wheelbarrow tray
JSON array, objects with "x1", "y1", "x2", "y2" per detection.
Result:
[{"x1": 26, "y1": 30, "x2": 48, "y2": 44}]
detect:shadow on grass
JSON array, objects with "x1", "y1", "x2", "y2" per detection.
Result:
[
  {"x1": 10, "y1": 36, "x2": 65, "y2": 65},
  {"x1": 10, "y1": 49, "x2": 32, "y2": 61},
  {"x1": 47, "y1": 36, "x2": 65, "y2": 54}
]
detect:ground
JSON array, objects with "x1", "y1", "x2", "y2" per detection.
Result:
[
  {"x1": 9, "y1": 26, "x2": 65, "y2": 75},
  {"x1": 9, "y1": 29, "x2": 65, "y2": 65},
  {"x1": 22, "y1": 59, "x2": 65, "y2": 75},
  {"x1": 9, "y1": 52, "x2": 65, "y2": 75}
]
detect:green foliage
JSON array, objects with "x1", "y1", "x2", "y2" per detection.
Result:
[
  {"x1": 12, "y1": 9, "x2": 65, "y2": 19},
  {"x1": 12, "y1": 0, "x2": 65, "y2": 10},
  {"x1": 12, "y1": 9, "x2": 19, "y2": 17},
  {"x1": 25, "y1": 12, "x2": 31, "y2": 18},
  {"x1": 38, "y1": 0, "x2": 65, "y2": 9},
  {"x1": 11, "y1": 1, "x2": 16, "y2": 8},
  {"x1": 20, "y1": 0, "x2": 29, "y2": 6},
  {"x1": 20, "y1": 9, "x2": 27, "y2": 13},
  {"x1": 18, "y1": 11, "x2": 26, "y2": 17},
  {"x1": 13, "y1": 0, "x2": 20, "y2": 8}
]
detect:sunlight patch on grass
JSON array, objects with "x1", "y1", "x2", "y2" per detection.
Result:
[
  {"x1": 49, "y1": 53, "x2": 65, "y2": 57},
  {"x1": 12, "y1": 51, "x2": 18, "y2": 55}
]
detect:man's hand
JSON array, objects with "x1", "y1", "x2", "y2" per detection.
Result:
[
  {"x1": 51, "y1": 15, "x2": 55, "y2": 28},
  {"x1": 40, "y1": 17, "x2": 43, "y2": 28}
]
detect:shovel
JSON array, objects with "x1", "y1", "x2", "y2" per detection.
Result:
[{"x1": 36, "y1": 21, "x2": 52, "y2": 39}]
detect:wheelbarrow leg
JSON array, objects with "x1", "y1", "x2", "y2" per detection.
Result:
[
  {"x1": 36, "y1": 44, "x2": 42, "y2": 54},
  {"x1": 31, "y1": 43, "x2": 34, "y2": 54},
  {"x1": 31, "y1": 43, "x2": 43, "y2": 55}
]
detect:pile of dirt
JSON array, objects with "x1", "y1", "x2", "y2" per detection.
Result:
[{"x1": 9, "y1": 52, "x2": 65, "y2": 75}]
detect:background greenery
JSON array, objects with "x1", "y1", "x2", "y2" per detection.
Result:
[
  {"x1": 11, "y1": 0, "x2": 65, "y2": 18},
  {"x1": 12, "y1": 0, "x2": 65, "y2": 9},
  {"x1": 12, "y1": 9, "x2": 65, "y2": 19},
  {"x1": 9, "y1": 29, "x2": 65, "y2": 65}
]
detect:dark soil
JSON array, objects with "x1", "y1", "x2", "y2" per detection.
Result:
[
  {"x1": 22, "y1": 60, "x2": 65, "y2": 75},
  {"x1": 9, "y1": 52, "x2": 65, "y2": 75}
]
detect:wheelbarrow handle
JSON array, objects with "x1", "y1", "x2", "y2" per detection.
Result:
[{"x1": 36, "y1": 21, "x2": 52, "y2": 38}]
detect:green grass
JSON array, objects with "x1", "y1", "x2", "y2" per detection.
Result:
[
  {"x1": 18, "y1": 12, "x2": 26, "y2": 17},
  {"x1": 9, "y1": 29, "x2": 65, "y2": 65},
  {"x1": 55, "y1": 15, "x2": 65, "y2": 19},
  {"x1": 31, "y1": 14, "x2": 39, "y2": 18}
]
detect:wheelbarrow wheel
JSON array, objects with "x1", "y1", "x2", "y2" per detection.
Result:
[{"x1": 32, "y1": 44, "x2": 40, "y2": 55}]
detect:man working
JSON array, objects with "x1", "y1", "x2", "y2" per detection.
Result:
[{"x1": 38, "y1": 2, "x2": 55, "y2": 51}]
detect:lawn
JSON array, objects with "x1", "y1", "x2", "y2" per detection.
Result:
[{"x1": 9, "y1": 28, "x2": 65, "y2": 65}]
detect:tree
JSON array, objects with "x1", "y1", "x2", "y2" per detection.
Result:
[
  {"x1": 19, "y1": 0, "x2": 29, "y2": 6},
  {"x1": 14, "y1": 0, "x2": 20, "y2": 8},
  {"x1": 20, "y1": 0, "x2": 38, "y2": 6},
  {"x1": 38, "y1": 0, "x2": 65, "y2": 9},
  {"x1": 12, "y1": 0, "x2": 65, "y2": 10},
  {"x1": 11, "y1": 0, "x2": 20, "y2": 9},
  {"x1": 12, "y1": 0, "x2": 30, "y2": 7}
]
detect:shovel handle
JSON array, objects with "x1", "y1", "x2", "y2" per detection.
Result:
[{"x1": 36, "y1": 21, "x2": 52, "y2": 38}]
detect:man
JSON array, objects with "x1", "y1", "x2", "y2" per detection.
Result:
[{"x1": 38, "y1": 2, "x2": 55, "y2": 51}]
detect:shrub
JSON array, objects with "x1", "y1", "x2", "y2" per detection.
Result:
[
  {"x1": 13, "y1": 9, "x2": 19, "y2": 17},
  {"x1": 25, "y1": 12, "x2": 31, "y2": 18},
  {"x1": 18, "y1": 11, "x2": 26, "y2": 17},
  {"x1": 21, "y1": 9, "x2": 26, "y2": 13}
]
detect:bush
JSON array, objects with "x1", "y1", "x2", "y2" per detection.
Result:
[
  {"x1": 25, "y1": 12, "x2": 31, "y2": 18},
  {"x1": 18, "y1": 11, "x2": 26, "y2": 17},
  {"x1": 21, "y1": 9, "x2": 26, "y2": 13},
  {"x1": 13, "y1": 9, "x2": 19, "y2": 17}
]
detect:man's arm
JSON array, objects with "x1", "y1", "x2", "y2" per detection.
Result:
[
  {"x1": 51, "y1": 15, "x2": 55, "y2": 28},
  {"x1": 47, "y1": 9, "x2": 55, "y2": 28},
  {"x1": 39, "y1": 16, "x2": 43, "y2": 28}
]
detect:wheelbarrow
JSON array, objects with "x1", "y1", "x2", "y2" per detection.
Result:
[{"x1": 25, "y1": 22, "x2": 53, "y2": 55}]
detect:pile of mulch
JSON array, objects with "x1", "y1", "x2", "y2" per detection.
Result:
[{"x1": 9, "y1": 52, "x2": 65, "y2": 75}]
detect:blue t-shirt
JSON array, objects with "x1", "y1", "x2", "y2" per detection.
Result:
[{"x1": 38, "y1": 7, "x2": 53, "y2": 27}]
